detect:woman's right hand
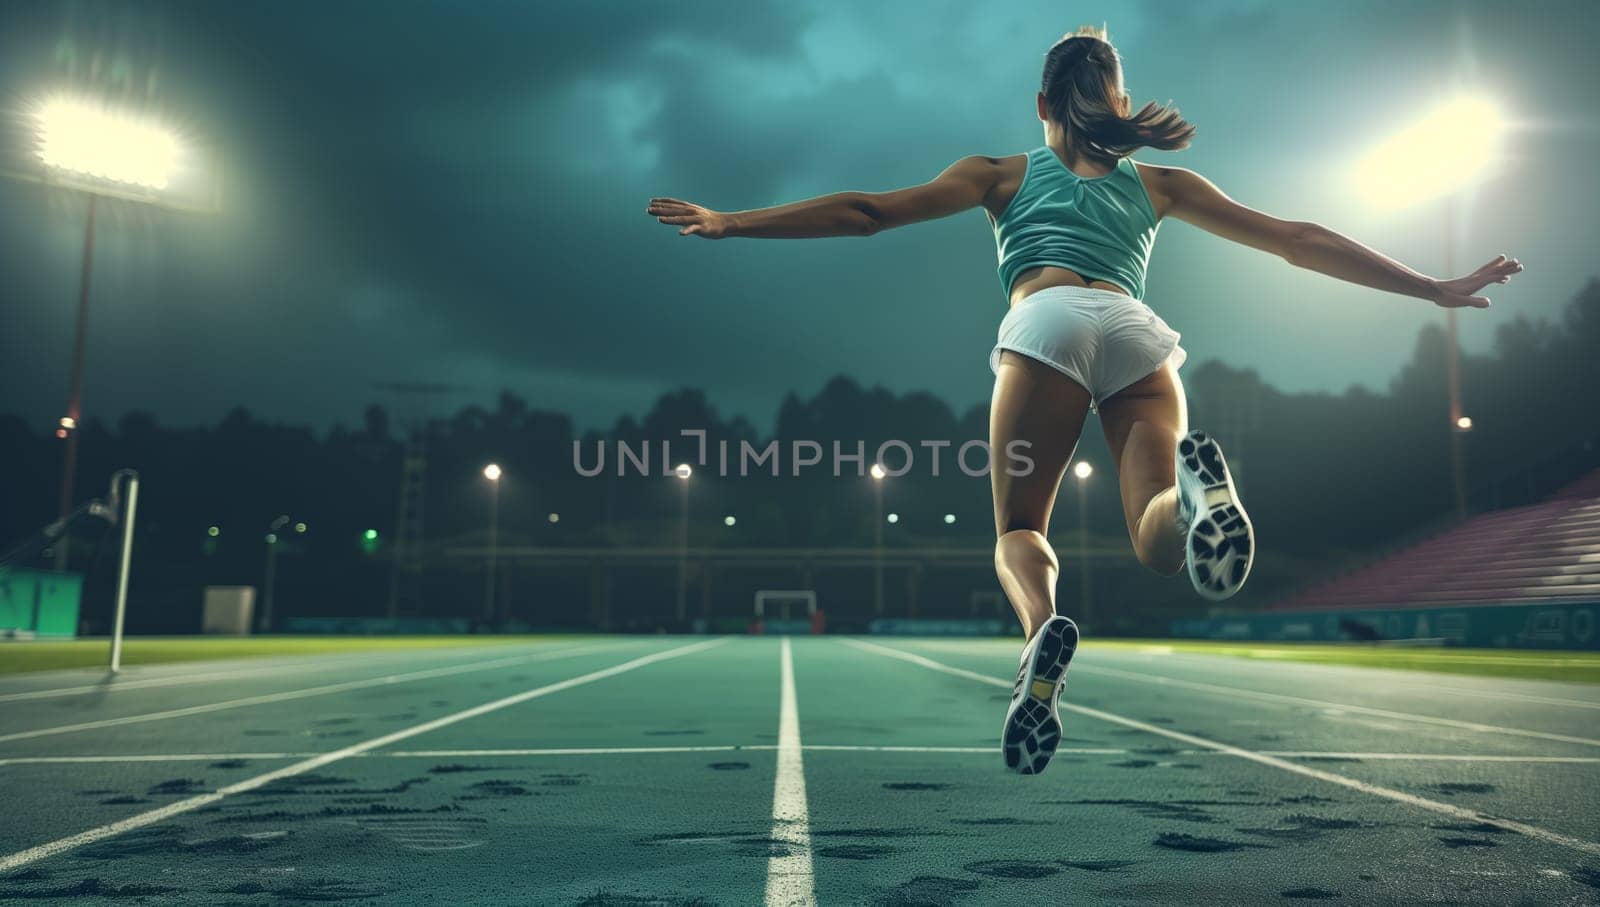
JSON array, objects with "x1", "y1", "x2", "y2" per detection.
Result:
[
  {"x1": 646, "y1": 197, "x2": 734, "y2": 239},
  {"x1": 1430, "y1": 255, "x2": 1524, "y2": 309}
]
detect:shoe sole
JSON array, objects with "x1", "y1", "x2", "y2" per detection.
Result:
[
  {"x1": 1177, "y1": 430, "x2": 1255, "y2": 601},
  {"x1": 1002, "y1": 616, "x2": 1079, "y2": 775}
]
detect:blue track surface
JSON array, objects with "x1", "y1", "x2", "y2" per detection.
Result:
[{"x1": 2, "y1": 636, "x2": 1598, "y2": 904}]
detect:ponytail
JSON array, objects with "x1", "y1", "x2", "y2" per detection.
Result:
[{"x1": 1041, "y1": 26, "x2": 1194, "y2": 158}]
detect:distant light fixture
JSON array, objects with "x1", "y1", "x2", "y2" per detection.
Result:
[
  {"x1": 1455, "y1": 415, "x2": 1474, "y2": 431},
  {"x1": 870, "y1": 463, "x2": 887, "y2": 480},
  {"x1": 886, "y1": 513, "x2": 899, "y2": 524},
  {"x1": 265, "y1": 533, "x2": 278, "y2": 545},
  {"x1": 294, "y1": 522, "x2": 308, "y2": 534},
  {"x1": 1073, "y1": 461, "x2": 1094, "y2": 480},
  {"x1": 36, "y1": 96, "x2": 182, "y2": 190},
  {"x1": 363, "y1": 529, "x2": 379, "y2": 541},
  {"x1": 207, "y1": 525, "x2": 220, "y2": 538},
  {"x1": 943, "y1": 513, "x2": 956, "y2": 525},
  {"x1": 59, "y1": 416, "x2": 76, "y2": 430},
  {"x1": 724, "y1": 515, "x2": 737, "y2": 527},
  {"x1": 483, "y1": 463, "x2": 502, "y2": 482},
  {"x1": 1353, "y1": 95, "x2": 1504, "y2": 210},
  {"x1": 675, "y1": 463, "x2": 693, "y2": 480},
  {"x1": 547, "y1": 512, "x2": 561, "y2": 524}
]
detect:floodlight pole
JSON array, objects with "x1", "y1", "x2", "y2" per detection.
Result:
[
  {"x1": 55, "y1": 194, "x2": 98, "y2": 569},
  {"x1": 108, "y1": 469, "x2": 139, "y2": 673},
  {"x1": 873, "y1": 478, "x2": 885, "y2": 616},
  {"x1": 1442, "y1": 198, "x2": 1468, "y2": 521},
  {"x1": 675, "y1": 478, "x2": 689, "y2": 623},
  {"x1": 1077, "y1": 476, "x2": 1092, "y2": 626},
  {"x1": 484, "y1": 479, "x2": 500, "y2": 623}
]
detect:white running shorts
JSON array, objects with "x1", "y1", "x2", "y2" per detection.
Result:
[{"x1": 989, "y1": 285, "x2": 1187, "y2": 412}]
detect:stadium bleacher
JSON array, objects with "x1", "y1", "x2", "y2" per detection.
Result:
[{"x1": 1274, "y1": 468, "x2": 1600, "y2": 612}]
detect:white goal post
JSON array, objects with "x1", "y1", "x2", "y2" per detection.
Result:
[{"x1": 753, "y1": 590, "x2": 817, "y2": 621}]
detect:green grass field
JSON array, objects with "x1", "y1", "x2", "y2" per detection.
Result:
[
  {"x1": 1094, "y1": 639, "x2": 1600, "y2": 683},
  {"x1": 0, "y1": 635, "x2": 573, "y2": 675},
  {"x1": 2, "y1": 634, "x2": 1596, "y2": 682}
]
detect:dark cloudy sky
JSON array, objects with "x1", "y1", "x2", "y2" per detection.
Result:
[{"x1": 1, "y1": 0, "x2": 1597, "y2": 433}]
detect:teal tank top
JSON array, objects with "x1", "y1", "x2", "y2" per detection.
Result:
[{"x1": 992, "y1": 147, "x2": 1160, "y2": 300}]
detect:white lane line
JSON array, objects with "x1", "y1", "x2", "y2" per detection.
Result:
[
  {"x1": 0, "y1": 745, "x2": 1126, "y2": 766},
  {"x1": 0, "y1": 642, "x2": 627, "y2": 744},
  {"x1": 1257, "y1": 752, "x2": 1600, "y2": 763},
  {"x1": 0, "y1": 644, "x2": 576, "y2": 703},
  {"x1": 0, "y1": 753, "x2": 316, "y2": 766},
  {"x1": 1416, "y1": 684, "x2": 1600, "y2": 712},
  {"x1": 905, "y1": 639, "x2": 1600, "y2": 682},
  {"x1": 797, "y1": 745, "x2": 1126, "y2": 755},
  {"x1": 764, "y1": 637, "x2": 814, "y2": 907},
  {"x1": 841, "y1": 638, "x2": 1600, "y2": 859},
  {"x1": 6, "y1": 746, "x2": 1599, "y2": 767},
  {"x1": 0, "y1": 637, "x2": 729, "y2": 873},
  {"x1": 1073, "y1": 663, "x2": 1600, "y2": 749},
  {"x1": 390, "y1": 746, "x2": 754, "y2": 757}
]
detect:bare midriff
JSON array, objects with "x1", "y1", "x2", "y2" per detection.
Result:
[{"x1": 1007, "y1": 265, "x2": 1130, "y2": 307}]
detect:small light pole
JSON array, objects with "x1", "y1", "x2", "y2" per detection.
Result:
[
  {"x1": 674, "y1": 463, "x2": 692, "y2": 622},
  {"x1": 482, "y1": 464, "x2": 502, "y2": 624},
  {"x1": 870, "y1": 463, "x2": 887, "y2": 615},
  {"x1": 260, "y1": 515, "x2": 291, "y2": 633},
  {"x1": 1073, "y1": 460, "x2": 1094, "y2": 626}
]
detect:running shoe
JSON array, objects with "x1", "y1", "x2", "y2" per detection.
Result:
[
  {"x1": 1175, "y1": 429, "x2": 1254, "y2": 600},
  {"x1": 1001, "y1": 615, "x2": 1079, "y2": 775}
]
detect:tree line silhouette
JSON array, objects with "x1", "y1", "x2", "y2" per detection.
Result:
[{"x1": 3, "y1": 281, "x2": 1597, "y2": 634}]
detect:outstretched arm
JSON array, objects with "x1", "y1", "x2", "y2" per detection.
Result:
[
  {"x1": 1144, "y1": 165, "x2": 1522, "y2": 309},
  {"x1": 646, "y1": 155, "x2": 1002, "y2": 240}
]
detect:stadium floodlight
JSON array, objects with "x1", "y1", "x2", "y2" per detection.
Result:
[
  {"x1": 28, "y1": 96, "x2": 212, "y2": 571},
  {"x1": 1353, "y1": 95, "x2": 1504, "y2": 210},
  {"x1": 483, "y1": 463, "x2": 502, "y2": 482},
  {"x1": 1073, "y1": 460, "x2": 1094, "y2": 480},
  {"x1": 36, "y1": 96, "x2": 183, "y2": 190},
  {"x1": 870, "y1": 463, "x2": 887, "y2": 480}
]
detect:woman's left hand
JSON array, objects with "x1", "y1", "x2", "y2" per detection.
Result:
[
  {"x1": 646, "y1": 197, "x2": 733, "y2": 239},
  {"x1": 1430, "y1": 255, "x2": 1524, "y2": 309}
]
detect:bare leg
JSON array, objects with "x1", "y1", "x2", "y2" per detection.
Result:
[
  {"x1": 1097, "y1": 358, "x2": 1188, "y2": 575},
  {"x1": 989, "y1": 352, "x2": 1093, "y2": 640}
]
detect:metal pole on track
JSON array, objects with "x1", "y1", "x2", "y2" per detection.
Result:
[{"x1": 109, "y1": 470, "x2": 139, "y2": 674}]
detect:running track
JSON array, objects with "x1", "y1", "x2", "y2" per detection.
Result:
[{"x1": 1, "y1": 636, "x2": 1598, "y2": 903}]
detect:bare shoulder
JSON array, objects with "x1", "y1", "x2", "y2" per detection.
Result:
[
  {"x1": 978, "y1": 152, "x2": 1031, "y2": 220},
  {"x1": 1132, "y1": 161, "x2": 1208, "y2": 218}
]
